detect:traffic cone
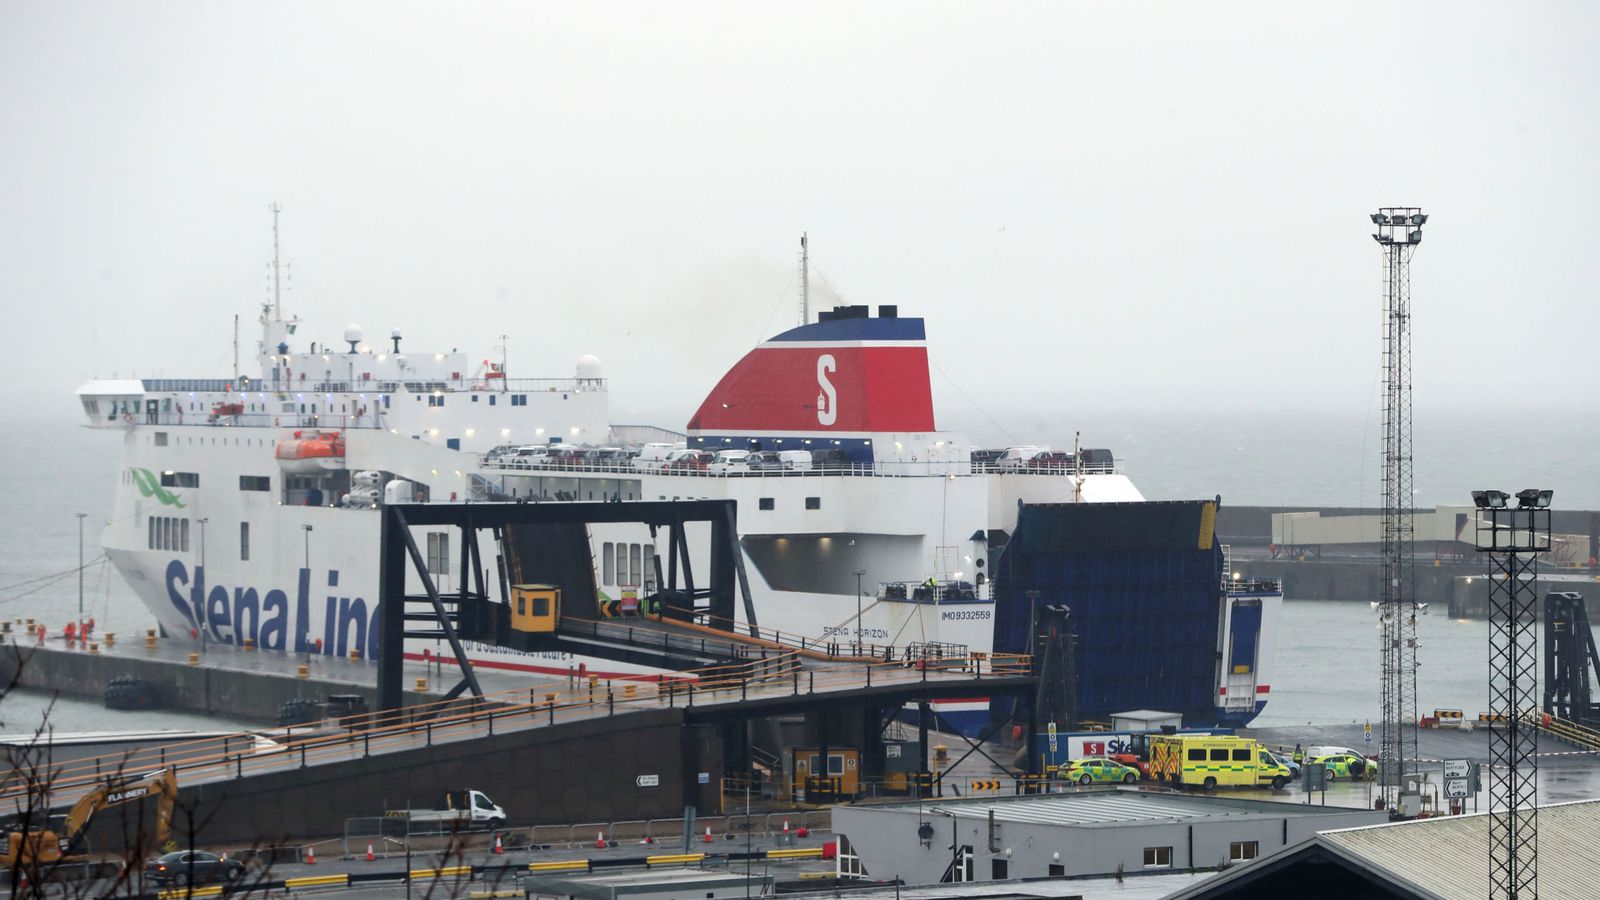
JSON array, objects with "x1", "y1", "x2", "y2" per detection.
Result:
[
  {"x1": 492, "y1": 833, "x2": 504, "y2": 855},
  {"x1": 365, "y1": 842, "x2": 375, "y2": 862},
  {"x1": 782, "y1": 819, "x2": 790, "y2": 835},
  {"x1": 703, "y1": 826, "x2": 713, "y2": 843},
  {"x1": 596, "y1": 830, "x2": 606, "y2": 849},
  {"x1": 305, "y1": 844, "x2": 317, "y2": 865}
]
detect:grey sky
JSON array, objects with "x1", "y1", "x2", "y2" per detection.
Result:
[{"x1": 3, "y1": 2, "x2": 1596, "y2": 431}]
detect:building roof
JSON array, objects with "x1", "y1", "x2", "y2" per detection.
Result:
[
  {"x1": 1167, "y1": 798, "x2": 1600, "y2": 900},
  {"x1": 1318, "y1": 799, "x2": 1600, "y2": 900},
  {"x1": 917, "y1": 787, "x2": 1352, "y2": 828}
]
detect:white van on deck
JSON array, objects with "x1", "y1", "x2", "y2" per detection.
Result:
[
  {"x1": 633, "y1": 442, "x2": 684, "y2": 472},
  {"x1": 996, "y1": 445, "x2": 1050, "y2": 471}
]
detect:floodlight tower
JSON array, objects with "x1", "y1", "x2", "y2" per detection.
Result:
[
  {"x1": 1371, "y1": 207, "x2": 1425, "y2": 817},
  {"x1": 1474, "y1": 488, "x2": 1552, "y2": 900}
]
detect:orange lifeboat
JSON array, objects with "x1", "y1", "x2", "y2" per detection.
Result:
[{"x1": 274, "y1": 430, "x2": 346, "y2": 474}]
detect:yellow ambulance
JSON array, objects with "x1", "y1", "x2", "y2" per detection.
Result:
[{"x1": 1148, "y1": 735, "x2": 1292, "y2": 791}]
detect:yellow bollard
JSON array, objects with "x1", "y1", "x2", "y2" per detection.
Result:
[
  {"x1": 415, "y1": 677, "x2": 429, "y2": 692},
  {"x1": 103, "y1": 632, "x2": 115, "y2": 647},
  {"x1": 145, "y1": 633, "x2": 157, "y2": 650},
  {"x1": 297, "y1": 664, "x2": 310, "y2": 679},
  {"x1": 187, "y1": 652, "x2": 200, "y2": 666},
  {"x1": 242, "y1": 638, "x2": 254, "y2": 651},
  {"x1": 348, "y1": 649, "x2": 361, "y2": 662},
  {"x1": 624, "y1": 684, "x2": 637, "y2": 700},
  {"x1": 934, "y1": 744, "x2": 948, "y2": 763},
  {"x1": 89, "y1": 643, "x2": 99, "y2": 655}
]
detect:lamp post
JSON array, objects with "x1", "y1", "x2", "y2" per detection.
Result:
[
  {"x1": 76, "y1": 513, "x2": 86, "y2": 646},
  {"x1": 197, "y1": 517, "x2": 209, "y2": 653},
  {"x1": 853, "y1": 570, "x2": 867, "y2": 654}
]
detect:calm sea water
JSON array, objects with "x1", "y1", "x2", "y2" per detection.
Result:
[{"x1": 0, "y1": 409, "x2": 1591, "y2": 733}]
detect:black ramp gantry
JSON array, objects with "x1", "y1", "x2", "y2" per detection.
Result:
[{"x1": 376, "y1": 499, "x2": 756, "y2": 711}]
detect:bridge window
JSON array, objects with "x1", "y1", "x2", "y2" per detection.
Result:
[
  {"x1": 161, "y1": 471, "x2": 200, "y2": 488},
  {"x1": 1143, "y1": 846, "x2": 1172, "y2": 868},
  {"x1": 805, "y1": 497, "x2": 821, "y2": 510},
  {"x1": 239, "y1": 476, "x2": 271, "y2": 491},
  {"x1": 759, "y1": 498, "x2": 774, "y2": 511}
]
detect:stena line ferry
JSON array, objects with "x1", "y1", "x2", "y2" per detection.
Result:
[{"x1": 74, "y1": 215, "x2": 1281, "y2": 731}]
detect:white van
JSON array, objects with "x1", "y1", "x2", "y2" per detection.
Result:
[
  {"x1": 633, "y1": 442, "x2": 684, "y2": 472},
  {"x1": 708, "y1": 449, "x2": 753, "y2": 473},
  {"x1": 996, "y1": 445, "x2": 1050, "y2": 471}
]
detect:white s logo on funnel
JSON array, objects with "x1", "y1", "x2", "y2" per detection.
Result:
[{"x1": 816, "y1": 354, "x2": 838, "y2": 426}]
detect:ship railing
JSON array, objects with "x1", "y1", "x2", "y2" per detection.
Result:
[
  {"x1": 132, "y1": 412, "x2": 385, "y2": 430},
  {"x1": 879, "y1": 581, "x2": 990, "y2": 604},
  {"x1": 0, "y1": 650, "x2": 1029, "y2": 802},
  {"x1": 478, "y1": 458, "x2": 1110, "y2": 479},
  {"x1": 1226, "y1": 577, "x2": 1284, "y2": 595},
  {"x1": 655, "y1": 607, "x2": 972, "y2": 663}
]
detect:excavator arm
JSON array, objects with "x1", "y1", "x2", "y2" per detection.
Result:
[{"x1": 58, "y1": 767, "x2": 178, "y2": 857}]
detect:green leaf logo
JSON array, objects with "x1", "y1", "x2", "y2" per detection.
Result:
[{"x1": 131, "y1": 468, "x2": 187, "y2": 509}]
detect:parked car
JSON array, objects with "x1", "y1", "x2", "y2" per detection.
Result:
[
  {"x1": 546, "y1": 447, "x2": 587, "y2": 468},
  {"x1": 145, "y1": 851, "x2": 245, "y2": 886},
  {"x1": 508, "y1": 445, "x2": 550, "y2": 468},
  {"x1": 583, "y1": 447, "x2": 628, "y2": 468},
  {"x1": 970, "y1": 449, "x2": 1006, "y2": 471},
  {"x1": 708, "y1": 449, "x2": 753, "y2": 473},
  {"x1": 1078, "y1": 448, "x2": 1116, "y2": 471},
  {"x1": 1305, "y1": 745, "x2": 1366, "y2": 761},
  {"x1": 750, "y1": 450, "x2": 813, "y2": 471},
  {"x1": 481, "y1": 444, "x2": 517, "y2": 464},
  {"x1": 1027, "y1": 451, "x2": 1075, "y2": 471},
  {"x1": 1310, "y1": 752, "x2": 1375, "y2": 781},
  {"x1": 663, "y1": 450, "x2": 714, "y2": 471},
  {"x1": 1057, "y1": 757, "x2": 1141, "y2": 785},
  {"x1": 810, "y1": 448, "x2": 848, "y2": 470}
]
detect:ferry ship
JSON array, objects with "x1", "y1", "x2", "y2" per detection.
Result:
[{"x1": 74, "y1": 216, "x2": 1280, "y2": 730}]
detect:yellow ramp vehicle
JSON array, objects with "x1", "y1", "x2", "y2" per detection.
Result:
[{"x1": 1149, "y1": 735, "x2": 1291, "y2": 791}]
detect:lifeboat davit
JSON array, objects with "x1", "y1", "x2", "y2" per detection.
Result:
[{"x1": 274, "y1": 431, "x2": 346, "y2": 474}]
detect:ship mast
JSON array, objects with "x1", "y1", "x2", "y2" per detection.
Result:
[
  {"x1": 270, "y1": 201, "x2": 284, "y2": 320},
  {"x1": 799, "y1": 232, "x2": 809, "y2": 326}
]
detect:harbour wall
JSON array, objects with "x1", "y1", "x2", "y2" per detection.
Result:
[{"x1": 0, "y1": 642, "x2": 424, "y2": 724}]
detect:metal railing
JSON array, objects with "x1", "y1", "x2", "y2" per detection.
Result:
[
  {"x1": 482, "y1": 457, "x2": 1116, "y2": 479},
  {"x1": 0, "y1": 650, "x2": 1030, "y2": 810}
]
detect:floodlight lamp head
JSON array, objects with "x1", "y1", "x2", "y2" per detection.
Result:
[
  {"x1": 1473, "y1": 490, "x2": 1508, "y2": 509},
  {"x1": 1410, "y1": 213, "x2": 1427, "y2": 225},
  {"x1": 1371, "y1": 213, "x2": 1387, "y2": 225},
  {"x1": 1517, "y1": 488, "x2": 1553, "y2": 509}
]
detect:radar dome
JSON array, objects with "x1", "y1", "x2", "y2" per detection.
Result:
[
  {"x1": 576, "y1": 354, "x2": 603, "y2": 379},
  {"x1": 344, "y1": 324, "x2": 364, "y2": 343}
]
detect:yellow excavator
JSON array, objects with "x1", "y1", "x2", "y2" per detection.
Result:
[{"x1": 0, "y1": 767, "x2": 178, "y2": 867}]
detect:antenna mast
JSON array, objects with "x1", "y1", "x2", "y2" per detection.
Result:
[
  {"x1": 270, "y1": 202, "x2": 283, "y2": 320},
  {"x1": 233, "y1": 314, "x2": 239, "y2": 379},
  {"x1": 799, "y1": 232, "x2": 809, "y2": 326}
]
